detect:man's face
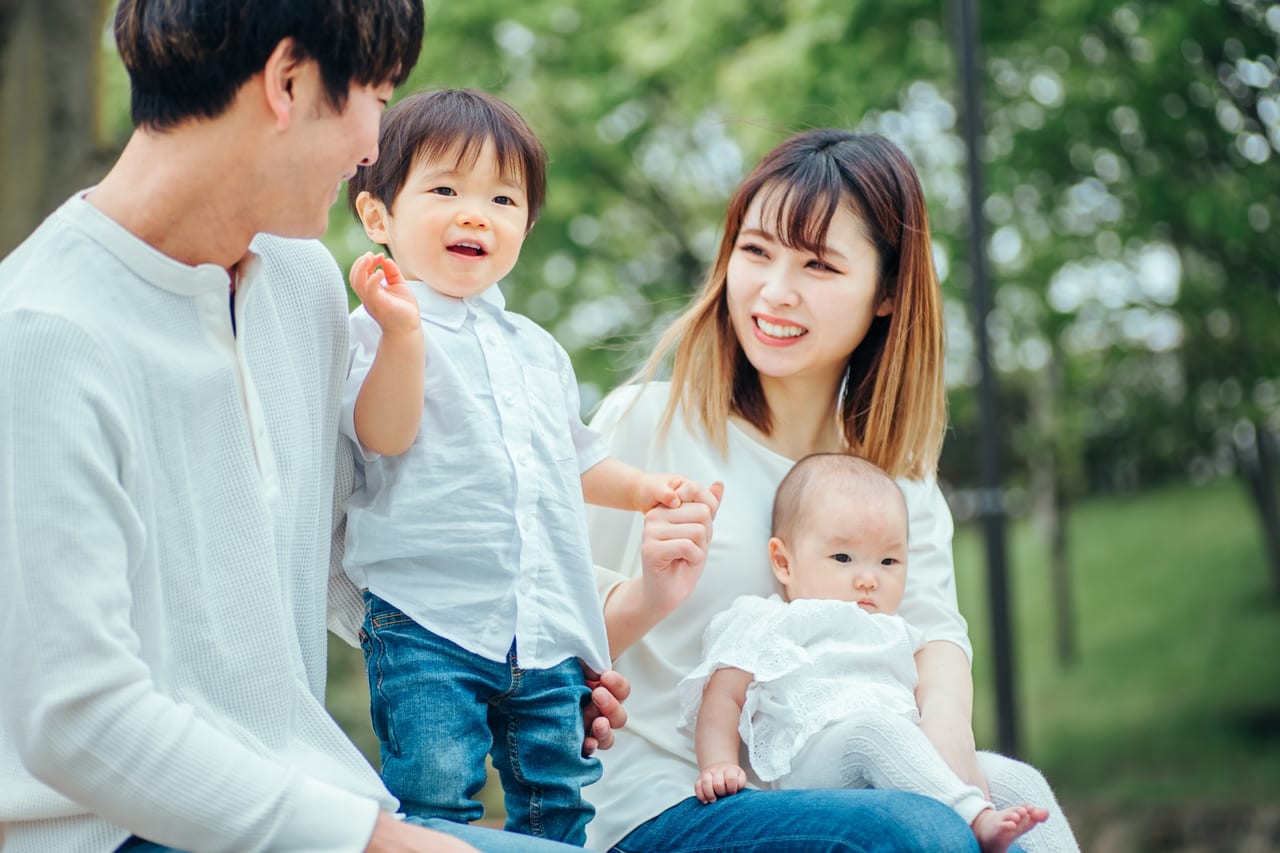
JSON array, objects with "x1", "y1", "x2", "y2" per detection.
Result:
[{"x1": 271, "y1": 67, "x2": 392, "y2": 239}]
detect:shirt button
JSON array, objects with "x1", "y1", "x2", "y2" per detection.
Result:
[{"x1": 504, "y1": 391, "x2": 516, "y2": 406}]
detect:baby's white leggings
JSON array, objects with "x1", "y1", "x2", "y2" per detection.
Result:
[{"x1": 772, "y1": 708, "x2": 1080, "y2": 852}]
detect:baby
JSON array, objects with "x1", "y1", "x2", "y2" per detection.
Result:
[{"x1": 678, "y1": 452, "x2": 1047, "y2": 853}]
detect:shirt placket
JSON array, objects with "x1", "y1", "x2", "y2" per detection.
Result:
[
  {"x1": 473, "y1": 308, "x2": 542, "y2": 665},
  {"x1": 200, "y1": 266, "x2": 282, "y2": 519}
]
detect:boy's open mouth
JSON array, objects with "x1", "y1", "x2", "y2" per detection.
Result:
[{"x1": 448, "y1": 242, "x2": 487, "y2": 257}]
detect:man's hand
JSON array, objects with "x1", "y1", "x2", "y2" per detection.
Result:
[
  {"x1": 581, "y1": 668, "x2": 630, "y2": 756},
  {"x1": 694, "y1": 762, "x2": 746, "y2": 804},
  {"x1": 365, "y1": 812, "x2": 481, "y2": 852},
  {"x1": 350, "y1": 252, "x2": 419, "y2": 335}
]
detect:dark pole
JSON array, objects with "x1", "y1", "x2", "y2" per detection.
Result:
[{"x1": 952, "y1": 0, "x2": 1020, "y2": 758}]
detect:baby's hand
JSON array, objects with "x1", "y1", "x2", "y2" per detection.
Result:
[
  {"x1": 694, "y1": 762, "x2": 746, "y2": 804},
  {"x1": 350, "y1": 252, "x2": 419, "y2": 335},
  {"x1": 632, "y1": 473, "x2": 689, "y2": 513}
]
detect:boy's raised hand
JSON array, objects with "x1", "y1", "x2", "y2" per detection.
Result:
[{"x1": 350, "y1": 252, "x2": 419, "y2": 334}]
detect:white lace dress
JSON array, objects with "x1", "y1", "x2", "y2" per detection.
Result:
[{"x1": 677, "y1": 593, "x2": 925, "y2": 782}]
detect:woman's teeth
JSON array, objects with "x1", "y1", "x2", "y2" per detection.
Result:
[{"x1": 756, "y1": 318, "x2": 806, "y2": 338}]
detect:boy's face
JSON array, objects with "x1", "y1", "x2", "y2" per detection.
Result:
[
  {"x1": 768, "y1": 486, "x2": 908, "y2": 614},
  {"x1": 361, "y1": 139, "x2": 530, "y2": 299}
]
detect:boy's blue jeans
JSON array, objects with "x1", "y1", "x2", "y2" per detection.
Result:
[{"x1": 360, "y1": 591, "x2": 601, "y2": 846}]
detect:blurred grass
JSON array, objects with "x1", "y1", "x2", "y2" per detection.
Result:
[
  {"x1": 956, "y1": 477, "x2": 1280, "y2": 807},
  {"x1": 326, "y1": 476, "x2": 1280, "y2": 817}
]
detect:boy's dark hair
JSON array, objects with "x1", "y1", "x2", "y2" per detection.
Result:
[
  {"x1": 114, "y1": 0, "x2": 424, "y2": 130},
  {"x1": 348, "y1": 88, "x2": 547, "y2": 233},
  {"x1": 771, "y1": 453, "x2": 904, "y2": 541}
]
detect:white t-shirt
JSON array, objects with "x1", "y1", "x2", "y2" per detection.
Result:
[
  {"x1": 676, "y1": 593, "x2": 925, "y2": 783},
  {"x1": 0, "y1": 195, "x2": 390, "y2": 853},
  {"x1": 583, "y1": 382, "x2": 970, "y2": 850},
  {"x1": 342, "y1": 281, "x2": 611, "y2": 674}
]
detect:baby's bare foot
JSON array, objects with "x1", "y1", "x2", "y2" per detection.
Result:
[{"x1": 971, "y1": 803, "x2": 1050, "y2": 853}]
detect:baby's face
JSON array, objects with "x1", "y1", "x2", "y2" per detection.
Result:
[
  {"x1": 380, "y1": 139, "x2": 530, "y2": 299},
  {"x1": 770, "y1": 488, "x2": 908, "y2": 614}
]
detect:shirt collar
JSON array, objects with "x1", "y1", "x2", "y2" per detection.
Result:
[
  {"x1": 409, "y1": 280, "x2": 507, "y2": 330},
  {"x1": 61, "y1": 190, "x2": 244, "y2": 297}
]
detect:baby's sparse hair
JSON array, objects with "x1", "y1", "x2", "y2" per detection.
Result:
[
  {"x1": 771, "y1": 453, "x2": 905, "y2": 543},
  {"x1": 348, "y1": 88, "x2": 547, "y2": 235}
]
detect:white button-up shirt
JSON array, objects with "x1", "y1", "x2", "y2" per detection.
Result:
[{"x1": 341, "y1": 282, "x2": 611, "y2": 675}]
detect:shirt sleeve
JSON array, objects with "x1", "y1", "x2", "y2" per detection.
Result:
[
  {"x1": 340, "y1": 307, "x2": 383, "y2": 463},
  {"x1": 584, "y1": 385, "x2": 652, "y2": 599},
  {"x1": 897, "y1": 476, "x2": 973, "y2": 662},
  {"x1": 0, "y1": 310, "x2": 378, "y2": 853},
  {"x1": 555, "y1": 341, "x2": 609, "y2": 474}
]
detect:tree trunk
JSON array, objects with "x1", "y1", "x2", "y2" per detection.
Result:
[
  {"x1": 1235, "y1": 419, "x2": 1280, "y2": 601},
  {"x1": 1029, "y1": 350, "x2": 1077, "y2": 664},
  {"x1": 1, "y1": 0, "x2": 113, "y2": 256}
]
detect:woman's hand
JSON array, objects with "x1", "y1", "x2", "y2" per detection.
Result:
[{"x1": 602, "y1": 480, "x2": 724, "y2": 658}]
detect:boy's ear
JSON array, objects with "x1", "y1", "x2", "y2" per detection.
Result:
[
  {"x1": 355, "y1": 191, "x2": 391, "y2": 244},
  {"x1": 767, "y1": 537, "x2": 792, "y2": 585}
]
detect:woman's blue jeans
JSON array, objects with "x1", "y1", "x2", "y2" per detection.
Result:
[
  {"x1": 609, "y1": 788, "x2": 998, "y2": 853},
  {"x1": 360, "y1": 592, "x2": 600, "y2": 845}
]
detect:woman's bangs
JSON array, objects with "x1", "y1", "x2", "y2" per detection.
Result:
[{"x1": 757, "y1": 174, "x2": 844, "y2": 256}]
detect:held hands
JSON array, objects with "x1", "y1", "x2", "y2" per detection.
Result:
[
  {"x1": 350, "y1": 252, "x2": 420, "y2": 336},
  {"x1": 638, "y1": 479, "x2": 725, "y2": 616},
  {"x1": 630, "y1": 472, "x2": 686, "y2": 513},
  {"x1": 694, "y1": 762, "x2": 747, "y2": 804}
]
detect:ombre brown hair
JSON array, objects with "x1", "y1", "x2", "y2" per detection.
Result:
[{"x1": 639, "y1": 129, "x2": 947, "y2": 480}]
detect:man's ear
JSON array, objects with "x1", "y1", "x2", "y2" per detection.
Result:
[
  {"x1": 262, "y1": 38, "x2": 305, "y2": 129},
  {"x1": 355, "y1": 191, "x2": 391, "y2": 244},
  {"x1": 768, "y1": 537, "x2": 792, "y2": 584}
]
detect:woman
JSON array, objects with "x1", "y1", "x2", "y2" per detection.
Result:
[{"x1": 584, "y1": 130, "x2": 1079, "y2": 852}]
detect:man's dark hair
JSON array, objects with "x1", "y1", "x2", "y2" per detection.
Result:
[
  {"x1": 348, "y1": 88, "x2": 548, "y2": 235},
  {"x1": 114, "y1": 0, "x2": 424, "y2": 130}
]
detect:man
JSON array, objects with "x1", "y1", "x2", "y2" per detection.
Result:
[{"x1": 0, "y1": 2, "x2": 642, "y2": 851}]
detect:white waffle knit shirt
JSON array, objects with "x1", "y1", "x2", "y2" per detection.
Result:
[{"x1": 0, "y1": 194, "x2": 392, "y2": 853}]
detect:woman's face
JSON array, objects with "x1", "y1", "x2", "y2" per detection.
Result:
[{"x1": 725, "y1": 190, "x2": 891, "y2": 392}]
